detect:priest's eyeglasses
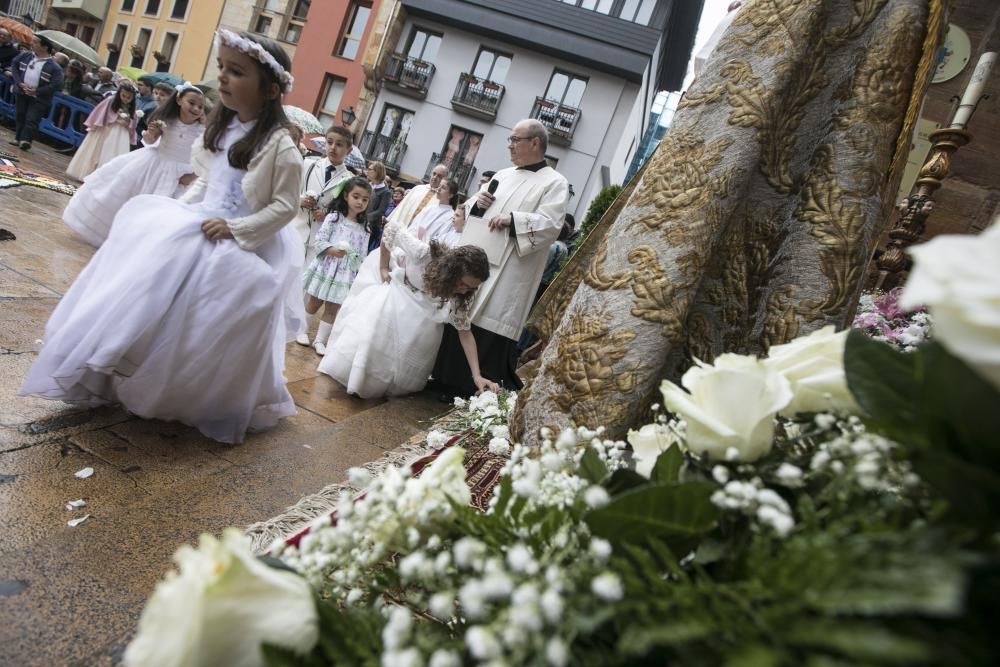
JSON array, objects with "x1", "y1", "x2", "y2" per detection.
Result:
[{"x1": 506, "y1": 135, "x2": 531, "y2": 145}]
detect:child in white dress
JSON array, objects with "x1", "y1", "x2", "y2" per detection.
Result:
[
  {"x1": 301, "y1": 176, "x2": 372, "y2": 354},
  {"x1": 20, "y1": 30, "x2": 304, "y2": 444},
  {"x1": 318, "y1": 218, "x2": 498, "y2": 399},
  {"x1": 63, "y1": 83, "x2": 205, "y2": 247},
  {"x1": 66, "y1": 83, "x2": 139, "y2": 181}
]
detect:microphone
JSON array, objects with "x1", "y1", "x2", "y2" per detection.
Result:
[{"x1": 469, "y1": 179, "x2": 499, "y2": 218}]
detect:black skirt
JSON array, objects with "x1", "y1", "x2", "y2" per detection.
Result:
[{"x1": 430, "y1": 324, "x2": 523, "y2": 399}]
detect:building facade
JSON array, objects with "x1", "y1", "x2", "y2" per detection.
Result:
[
  {"x1": 358, "y1": 0, "x2": 701, "y2": 217},
  {"x1": 40, "y1": 1, "x2": 109, "y2": 50},
  {"x1": 96, "y1": 0, "x2": 225, "y2": 79},
  {"x1": 200, "y1": 0, "x2": 307, "y2": 82},
  {"x1": 0, "y1": 0, "x2": 45, "y2": 24},
  {"x1": 283, "y1": 0, "x2": 390, "y2": 129}
]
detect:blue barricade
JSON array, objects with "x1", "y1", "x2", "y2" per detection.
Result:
[
  {"x1": 0, "y1": 72, "x2": 15, "y2": 119},
  {"x1": 39, "y1": 95, "x2": 93, "y2": 147},
  {"x1": 0, "y1": 72, "x2": 94, "y2": 147}
]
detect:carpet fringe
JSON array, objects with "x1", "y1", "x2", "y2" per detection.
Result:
[{"x1": 244, "y1": 436, "x2": 437, "y2": 554}]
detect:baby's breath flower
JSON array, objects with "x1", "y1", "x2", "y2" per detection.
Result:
[
  {"x1": 591, "y1": 572, "x2": 623, "y2": 601},
  {"x1": 583, "y1": 485, "x2": 610, "y2": 509},
  {"x1": 506, "y1": 543, "x2": 535, "y2": 573},
  {"x1": 588, "y1": 538, "x2": 612, "y2": 561},
  {"x1": 466, "y1": 626, "x2": 502, "y2": 660},
  {"x1": 546, "y1": 637, "x2": 570, "y2": 667},
  {"x1": 429, "y1": 649, "x2": 462, "y2": 667}
]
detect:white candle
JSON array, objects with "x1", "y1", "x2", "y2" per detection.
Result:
[{"x1": 951, "y1": 51, "x2": 996, "y2": 128}]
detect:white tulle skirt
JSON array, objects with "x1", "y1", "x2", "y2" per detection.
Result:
[
  {"x1": 65, "y1": 124, "x2": 132, "y2": 182},
  {"x1": 64, "y1": 146, "x2": 191, "y2": 247},
  {"x1": 318, "y1": 252, "x2": 446, "y2": 398},
  {"x1": 20, "y1": 194, "x2": 304, "y2": 443}
]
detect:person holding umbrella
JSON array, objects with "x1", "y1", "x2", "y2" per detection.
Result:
[{"x1": 8, "y1": 34, "x2": 64, "y2": 151}]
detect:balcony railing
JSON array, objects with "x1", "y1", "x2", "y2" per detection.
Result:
[
  {"x1": 423, "y1": 152, "x2": 477, "y2": 196},
  {"x1": 383, "y1": 54, "x2": 436, "y2": 99},
  {"x1": 451, "y1": 73, "x2": 504, "y2": 120},
  {"x1": 359, "y1": 130, "x2": 407, "y2": 173},
  {"x1": 529, "y1": 97, "x2": 581, "y2": 146}
]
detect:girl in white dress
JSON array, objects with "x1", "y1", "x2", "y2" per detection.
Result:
[
  {"x1": 409, "y1": 178, "x2": 459, "y2": 246},
  {"x1": 318, "y1": 218, "x2": 497, "y2": 399},
  {"x1": 20, "y1": 30, "x2": 304, "y2": 444},
  {"x1": 63, "y1": 83, "x2": 206, "y2": 247},
  {"x1": 66, "y1": 83, "x2": 138, "y2": 181},
  {"x1": 301, "y1": 176, "x2": 372, "y2": 354}
]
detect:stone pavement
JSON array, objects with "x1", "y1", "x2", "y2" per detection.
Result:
[{"x1": 0, "y1": 126, "x2": 447, "y2": 666}]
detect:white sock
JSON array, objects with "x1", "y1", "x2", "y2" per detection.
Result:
[{"x1": 316, "y1": 321, "x2": 333, "y2": 344}]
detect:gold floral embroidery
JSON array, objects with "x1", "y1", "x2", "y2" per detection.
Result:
[
  {"x1": 548, "y1": 308, "x2": 639, "y2": 429},
  {"x1": 760, "y1": 285, "x2": 801, "y2": 350},
  {"x1": 796, "y1": 146, "x2": 866, "y2": 318},
  {"x1": 627, "y1": 134, "x2": 734, "y2": 235}
]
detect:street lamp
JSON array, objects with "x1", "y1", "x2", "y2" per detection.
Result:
[{"x1": 340, "y1": 106, "x2": 357, "y2": 127}]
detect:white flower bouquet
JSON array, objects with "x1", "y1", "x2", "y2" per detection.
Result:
[{"x1": 126, "y1": 226, "x2": 1000, "y2": 666}]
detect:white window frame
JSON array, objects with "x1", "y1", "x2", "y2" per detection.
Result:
[
  {"x1": 143, "y1": 0, "x2": 163, "y2": 19},
  {"x1": 336, "y1": 1, "x2": 372, "y2": 60},
  {"x1": 110, "y1": 22, "x2": 131, "y2": 52},
  {"x1": 131, "y1": 25, "x2": 155, "y2": 69},
  {"x1": 158, "y1": 31, "x2": 181, "y2": 66},
  {"x1": 168, "y1": 0, "x2": 192, "y2": 22},
  {"x1": 315, "y1": 75, "x2": 347, "y2": 129}
]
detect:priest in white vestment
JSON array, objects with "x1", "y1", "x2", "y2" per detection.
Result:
[
  {"x1": 387, "y1": 162, "x2": 450, "y2": 229},
  {"x1": 431, "y1": 119, "x2": 569, "y2": 397}
]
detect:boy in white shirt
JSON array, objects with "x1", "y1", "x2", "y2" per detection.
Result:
[{"x1": 295, "y1": 125, "x2": 353, "y2": 346}]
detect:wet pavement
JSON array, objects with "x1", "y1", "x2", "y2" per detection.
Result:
[{"x1": 0, "y1": 126, "x2": 447, "y2": 666}]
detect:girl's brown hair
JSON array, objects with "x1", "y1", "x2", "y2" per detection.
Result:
[
  {"x1": 149, "y1": 87, "x2": 204, "y2": 125},
  {"x1": 423, "y1": 243, "x2": 490, "y2": 312},
  {"x1": 201, "y1": 31, "x2": 291, "y2": 170}
]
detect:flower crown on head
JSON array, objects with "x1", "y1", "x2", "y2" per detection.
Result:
[
  {"x1": 174, "y1": 81, "x2": 202, "y2": 96},
  {"x1": 214, "y1": 28, "x2": 294, "y2": 94}
]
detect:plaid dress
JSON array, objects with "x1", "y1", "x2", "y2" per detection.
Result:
[{"x1": 302, "y1": 212, "x2": 370, "y2": 304}]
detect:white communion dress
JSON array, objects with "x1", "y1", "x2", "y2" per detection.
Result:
[
  {"x1": 63, "y1": 119, "x2": 201, "y2": 247},
  {"x1": 318, "y1": 220, "x2": 471, "y2": 398},
  {"x1": 21, "y1": 118, "x2": 303, "y2": 444}
]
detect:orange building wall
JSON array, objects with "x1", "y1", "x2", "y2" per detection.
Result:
[{"x1": 284, "y1": 0, "x2": 384, "y2": 127}]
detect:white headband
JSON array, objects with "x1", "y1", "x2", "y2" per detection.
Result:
[
  {"x1": 174, "y1": 81, "x2": 202, "y2": 95},
  {"x1": 214, "y1": 28, "x2": 293, "y2": 94}
]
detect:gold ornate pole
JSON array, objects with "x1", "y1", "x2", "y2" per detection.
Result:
[
  {"x1": 874, "y1": 51, "x2": 995, "y2": 290},
  {"x1": 874, "y1": 127, "x2": 969, "y2": 290}
]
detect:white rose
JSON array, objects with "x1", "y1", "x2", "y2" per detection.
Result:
[
  {"x1": 660, "y1": 354, "x2": 793, "y2": 462},
  {"x1": 764, "y1": 326, "x2": 858, "y2": 416},
  {"x1": 901, "y1": 223, "x2": 1000, "y2": 391},
  {"x1": 124, "y1": 528, "x2": 318, "y2": 667},
  {"x1": 626, "y1": 423, "x2": 680, "y2": 478}
]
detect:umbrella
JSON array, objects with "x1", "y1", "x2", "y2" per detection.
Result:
[
  {"x1": 0, "y1": 17, "x2": 33, "y2": 44},
  {"x1": 117, "y1": 66, "x2": 147, "y2": 82},
  {"x1": 36, "y1": 30, "x2": 101, "y2": 67},
  {"x1": 345, "y1": 145, "x2": 366, "y2": 171},
  {"x1": 283, "y1": 105, "x2": 324, "y2": 134},
  {"x1": 142, "y1": 71, "x2": 183, "y2": 87}
]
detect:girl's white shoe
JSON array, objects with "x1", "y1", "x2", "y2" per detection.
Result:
[
  {"x1": 313, "y1": 340, "x2": 327, "y2": 355},
  {"x1": 295, "y1": 332, "x2": 311, "y2": 346}
]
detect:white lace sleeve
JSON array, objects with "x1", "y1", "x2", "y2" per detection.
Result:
[
  {"x1": 391, "y1": 222, "x2": 431, "y2": 262},
  {"x1": 381, "y1": 218, "x2": 401, "y2": 250},
  {"x1": 449, "y1": 303, "x2": 472, "y2": 331}
]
